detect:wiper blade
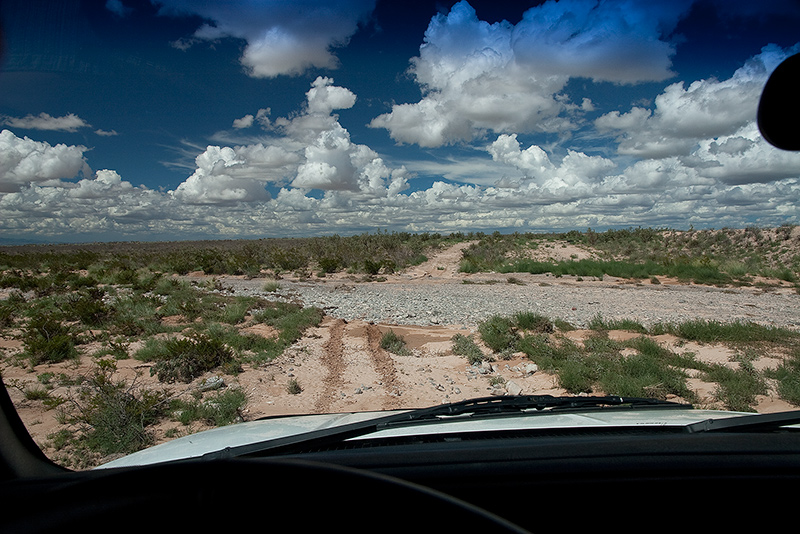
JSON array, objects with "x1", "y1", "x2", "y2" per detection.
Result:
[
  {"x1": 402, "y1": 394, "x2": 687, "y2": 420},
  {"x1": 685, "y1": 409, "x2": 800, "y2": 433},
  {"x1": 196, "y1": 395, "x2": 688, "y2": 461}
]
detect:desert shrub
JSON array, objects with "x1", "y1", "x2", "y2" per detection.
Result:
[
  {"x1": 519, "y1": 334, "x2": 605, "y2": 394},
  {"x1": 22, "y1": 314, "x2": 78, "y2": 365},
  {"x1": 253, "y1": 302, "x2": 323, "y2": 344},
  {"x1": 211, "y1": 296, "x2": 263, "y2": 325},
  {"x1": 157, "y1": 280, "x2": 207, "y2": 320},
  {"x1": 380, "y1": 330, "x2": 410, "y2": 355},
  {"x1": 588, "y1": 314, "x2": 647, "y2": 334},
  {"x1": 0, "y1": 270, "x2": 42, "y2": 292},
  {"x1": 478, "y1": 315, "x2": 519, "y2": 352},
  {"x1": 0, "y1": 299, "x2": 20, "y2": 328},
  {"x1": 556, "y1": 358, "x2": 599, "y2": 394},
  {"x1": 653, "y1": 319, "x2": 798, "y2": 345},
  {"x1": 269, "y1": 247, "x2": 307, "y2": 271},
  {"x1": 518, "y1": 332, "x2": 694, "y2": 398},
  {"x1": 703, "y1": 355, "x2": 767, "y2": 412},
  {"x1": 262, "y1": 281, "x2": 281, "y2": 293},
  {"x1": 287, "y1": 378, "x2": 302, "y2": 394},
  {"x1": 516, "y1": 334, "x2": 554, "y2": 362},
  {"x1": 317, "y1": 256, "x2": 341, "y2": 273},
  {"x1": 68, "y1": 287, "x2": 111, "y2": 327},
  {"x1": 513, "y1": 311, "x2": 553, "y2": 333},
  {"x1": 72, "y1": 360, "x2": 169, "y2": 455},
  {"x1": 202, "y1": 322, "x2": 284, "y2": 362},
  {"x1": 598, "y1": 349, "x2": 693, "y2": 401},
  {"x1": 765, "y1": 349, "x2": 800, "y2": 406},
  {"x1": 451, "y1": 333, "x2": 486, "y2": 365},
  {"x1": 107, "y1": 294, "x2": 164, "y2": 336},
  {"x1": 363, "y1": 259, "x2": 382, "y2": 275},
  {"x1": 147, "y1": 332, "x2": 236, "y2": 383},
  {"x1": 170, "y1": 387, "x2": 246, "y2": 426}
]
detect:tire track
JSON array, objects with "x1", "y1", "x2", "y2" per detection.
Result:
[
  {"x1": 314, "y1": 318, "x2": 346, "y2": 413},
  {"x1": 365, "y1": 323, "x2": 403, "y2": 409}
]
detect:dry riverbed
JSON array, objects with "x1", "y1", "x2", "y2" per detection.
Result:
[{"x1": 3, "y1": 239, "x2": 800, "y2": 467}]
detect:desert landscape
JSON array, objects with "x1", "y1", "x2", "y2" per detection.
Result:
[{"x1": 2, "y1": 227, "x2": 799, "y2": 468}]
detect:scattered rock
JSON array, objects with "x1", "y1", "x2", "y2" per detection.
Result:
[
  {"x1": 197, "y1": 376, "x2": 225, "y2": 392},
  {"x1": 505, "y1": 380, "x2": 523, "y2": 396},
  {"x1": 523, "y1": 363, "x2": 539, "y2": 376}
]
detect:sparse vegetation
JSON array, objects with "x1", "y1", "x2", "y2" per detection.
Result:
[
  {"x1": 765, "y1": 347, "x2": 800, "y2": 405},
  {"x1": 287, "y1": 378, "x2": 302, "y2": 395},
  {"x1": 1, "y1": 228, "x2": 799, "y2": 469},
  {"x1": 1, "y1": 231, "x2": 461, "y2": 279},
  {"x1": 458, "y1": 226, "x2": 800, "y2": 289},
  {"x1": 380, "y1": 329, "x2": 411, "y2": 355},
  {"x1": 0, "y1": 239, "x2": 336, "y2": 467},
  {"x1": 484, "y1": 310, "x2": 799, "y2": 410},
  {"x1": 451, "y1": 333, "x2": 487, "y2": 365},
  {"x1": 144, "y1": 331, "x2": 238, "y2": 384},
  {"x1": 169, "y1": 387, "x2": 247, "y2": 426},
  {"x1": 65, "y1": 359, "x2": 170, "y2": 460},
  {"x1": 21, "y1": 312, "x2": 79, "y2": 366}
]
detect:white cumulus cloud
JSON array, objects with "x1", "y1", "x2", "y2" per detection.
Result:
[
  {"x1": 0, "y1": 130, "x2": 92, "y2": 192},
  {"x1": 176, "y1": 77, "x2": 405, "y2": 204},
  {"x1": 370, "y1": 0, "x2": 694, "y2": 147},
  {"x1": 232, "y1": 114, "x2": 254, "y2": 129},
  {"x1": 1, "y1": 113, "x2": 91, "y2": 132},
  {"x1": 173, "y1": 144, "x2": 299, "y2": 205},
  {"x1": 156, "y1": 0, "x2": 376, "y2": 78},
  {"x1": 596, "y1": 43, "x2": 800, "y2": 158}
]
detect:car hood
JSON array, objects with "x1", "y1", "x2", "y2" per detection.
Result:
[{"x1": 97, "y1": 406, "x2": 754, "y2": 469}]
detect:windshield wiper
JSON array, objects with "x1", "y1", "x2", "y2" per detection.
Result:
[
  {"x1": 685, "y1": 409, "x2": 800, "y2": 433},
  {"x1": 197, "y1": 395, "x2": 689, "y2": 461},
  {"x1": 402, "y1": 394, "x2": 688, "y2": 420}
]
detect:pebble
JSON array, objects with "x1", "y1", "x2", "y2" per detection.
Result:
[
  {"x1": 218, "y1": 277, "x2": 800, "y2": 330},
  {"x1": 280, "y1": 280, "x2": 800, "y2": 330}
]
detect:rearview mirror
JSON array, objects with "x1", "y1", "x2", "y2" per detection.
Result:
[{"x1": 758, "y1": 53, "x2": 800, "y2": 151}]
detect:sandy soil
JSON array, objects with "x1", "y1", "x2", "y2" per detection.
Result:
[{"x1": 3, "y1": 239, "x2": 798, "y2": 466}]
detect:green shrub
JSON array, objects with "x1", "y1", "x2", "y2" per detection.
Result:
[
  {"x1": 158, "y1": 281, "x2": 205, "y2": 320},
  {"x1": 380, "y1": 330, "x2": 411, "y2": 355},
  {"x1": 170, "y1": 387, "x2": 246, "y2": 426},
  {"x1": 22, "y1": 314, "x2": 78, "y2": 365},
  {"x1": 516, "y1": 334, "x2": 554, "y2": 362},
  {"x1": 107, "y1": 294, "x2": 164, "y2": 336},
  {"x1": 287, "y1": 378, "x2": 302, "y2": 395},
  {"x1": 513, "y1": 311, "x2": 553, "y2": 333},
  {"x1": 254, "y1": 302, "x2": 323, "y2": 344},
  {"x1": 478, "y1": 315, "x2": 519, "y2": 352},
  {"x1": 703, "y1": 356, "x2": 767, "y2": 412},
  {"x1": 69, "y1": 287, "x2": 111, "y2": 327},
  {"x1": 656, "y1": 319, "x2": 798, "y2": 344},
  {"x1": 73, "y1": 360, "x2": 169, "y2": 455},
  {"x1": 214, "y1": 296, "x2": 261, "y2": 325},
  {"x1": 0, "y1": 300, "x2": 18, "y2": 328},
  {"x1": 363, "y1": 259, "x2": 382, "y2": 275},
  {"x1": 451, "y1": 334, "x2": 486, "y2": 365},
  {"x1": 557, "y1": 358, "x2": 598, "y2": 394},
  {"x1": 318, "y1": 256, "x2": 341, "y2": 273},
  {"x1": 765, "y1": 349, "x2": 800, "y2": 406},
  {"x1": 148, "y1": 332, "x2": 237, "y2": 383},
  {"x1": 269, "y1": 247, "x2": 307, "y2": 271},
  {"x1": 262, "y1": 281, "x2": 280, "y2": 293},
  {"x1": 588, "y1": 314, "x2": 647, "y2": 334}
]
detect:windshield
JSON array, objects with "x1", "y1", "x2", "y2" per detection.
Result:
[{"x1": 1, "y1": 0, "x2": 799, "y2": 470}]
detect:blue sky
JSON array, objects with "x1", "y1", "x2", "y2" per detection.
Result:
[{"x1": 1, "y1": 0, "x2": 799, "y2": 243}]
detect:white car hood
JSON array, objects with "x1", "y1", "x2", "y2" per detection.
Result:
[{"x1": 98, "y1": 406, "x2": 754, "y2": 469}]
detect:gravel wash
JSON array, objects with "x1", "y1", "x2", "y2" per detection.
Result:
[{"x1": 220, "y1": 275, "x2": 800, "y2": 330}]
